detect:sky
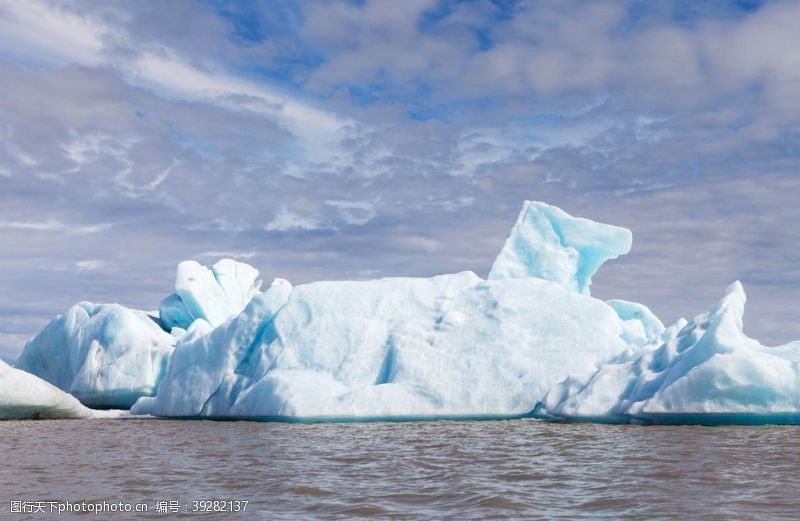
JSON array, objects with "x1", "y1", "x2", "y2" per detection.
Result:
[{"x1": 1, "y1": 0, "x2": 799, "y2": 361}]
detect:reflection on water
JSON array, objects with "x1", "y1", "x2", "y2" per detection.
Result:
[{"x1": 1, "y1": 418, "x2": 799, "y2": 519}]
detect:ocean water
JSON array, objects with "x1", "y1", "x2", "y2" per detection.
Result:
[{"x1": 1, "y1": 418, "x2": 799, "y2": 519}]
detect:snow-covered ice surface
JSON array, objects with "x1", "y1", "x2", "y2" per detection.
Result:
[
  {"x1": 133, "y1": 273, "x2": 637, "y2": 420},
  {"x1": 542, "y1": 282, "x2": 800, "y2": 424},
  {"x1": 488, "y1": 201, "x2": 631, "y2": 294},
  {"x1": 0, "y1": 359, "x2": 120, "y2": 419},
  {"x1": 15, "y1": 303, "x2": 176, "y2": 409}
]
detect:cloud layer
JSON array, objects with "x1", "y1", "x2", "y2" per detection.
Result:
[{"x1": 1, "y1": 0, "x2": 799, "y2": 360}]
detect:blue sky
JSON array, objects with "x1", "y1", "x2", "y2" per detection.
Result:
[{"x1": 1, "y1": 0, "x2": 799, "y2": 361}]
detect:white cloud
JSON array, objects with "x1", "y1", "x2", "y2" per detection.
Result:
[
  {"x1": 391, "y1": 235, "x2": 441, "y2": 254},
  {"x1": 75, "y1": 259, "x2": 107, "y2": 271},
  {"x1": 0, "y1": 0, "x2": 349, "y2": 147},
  {"x1": 130, "y1": 53, "x2": 346, "y2": 139},
  {"x1": 62, "y1": 131, "x2": 137, "y2": 166},
  {"x1": 0, "y1": 0, "x2": 105, "y2": 66},
  {"x1": 196, "y1": 250, "x2": 257, "y2": 260},
  {"x1": 302, "y1": 0, "x2": 800, "y2": 116},
  {"x1": 326, "y1": 199, "x2": 376, "y2": 226},
  {"x1": 0, "y1": 220, "x2": 113, "y2": 234},
  {"x1": 265, "y1": 206, "x2": 323, "y2": 232},
  {"x1": 9, "y1": 145, "x2": 38, "y2": 167}
]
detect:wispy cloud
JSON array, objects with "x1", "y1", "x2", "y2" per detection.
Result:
[
  {"x1": 0, "y1": 220, "x2": 113, "y2": 234},
  {"x1": 325, "y1": 199, "x2": 376, "y2": 226},
  {"x1": 0, "y1": 0, "x2": 105, "y2": 66},
  {"x1": 130, "y1": 53, "x2": 346, "y2": 138},
  {"x1": 196, "y1": 250, "x2": 257, "y2": 260},
  {"x1": 75, "y1": 259, "x2": 108, "y2": 271},
  {"x1": 0, "y1": 0, "x2": 347, "y2": 141},
  {"x1": 265, "y1": 207, "x2": 324, "y2": 232}
]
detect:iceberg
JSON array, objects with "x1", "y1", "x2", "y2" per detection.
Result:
[
  {"x1": 542, "y1": 282, "x2": 800, "y2": 424},
  {"x1": 133, "y1": 202, "x2": 645, "y2": 420},
  {"x1": 15, "y1": 199, "x2": 796, "y2": 426},
  {"x1": 159, "y1": 259, "x2": 262, "y2": 331},
  {"x1": 0, "y1": 359, "x2": 108, "y2": 419},
  {"x1": 488, "y1": 201, "x2": 632, "y2": 294},
  {"x1": 15, "y1": 303, "x2": 176, "y2": 409}
]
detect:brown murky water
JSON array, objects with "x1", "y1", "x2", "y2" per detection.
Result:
[{"x1": 1, "y1": 418, "x2": 799, "y2": 519}]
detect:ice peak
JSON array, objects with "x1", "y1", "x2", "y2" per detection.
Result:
[
  {"x1": 488, "y1": 201, "x2": 632, "y2": 294},
  {"x1": 721, "y1": 280, "x2": 746, "y2": 306},
  {"x1": 708, "y1": 280, "x2": 747, "y2": 335}
]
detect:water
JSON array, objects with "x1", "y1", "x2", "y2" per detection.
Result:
[{"x1": 1, "y1": 418, "x2": 799, "y2": 519}]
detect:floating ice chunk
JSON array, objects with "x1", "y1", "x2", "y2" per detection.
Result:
[
  {"x1": 158, "y1": 259, "x2": 262, "y2": 331},
  {"x1": 543, "y1": 282, "x2": 800, "y2": 424},
  {"x1": 0, "y1": 359, "x2": 119, "y2": 419},
  {"x1": 15, "y1": 303, "x2": 176, "y2": 409},
  {"x1": 488, "y1": 201, "x2": 632, "y2": 294},
  {"x1": 135, "y1": 273, "x2": 632, "y2": 420},
  {"x1": 606, "y1": 299, "x2": 665, "y2": 344}
]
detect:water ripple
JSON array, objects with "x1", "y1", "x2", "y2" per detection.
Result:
[{"x1": 2, "y1": 419, "x2": 800, "y2": 519}]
